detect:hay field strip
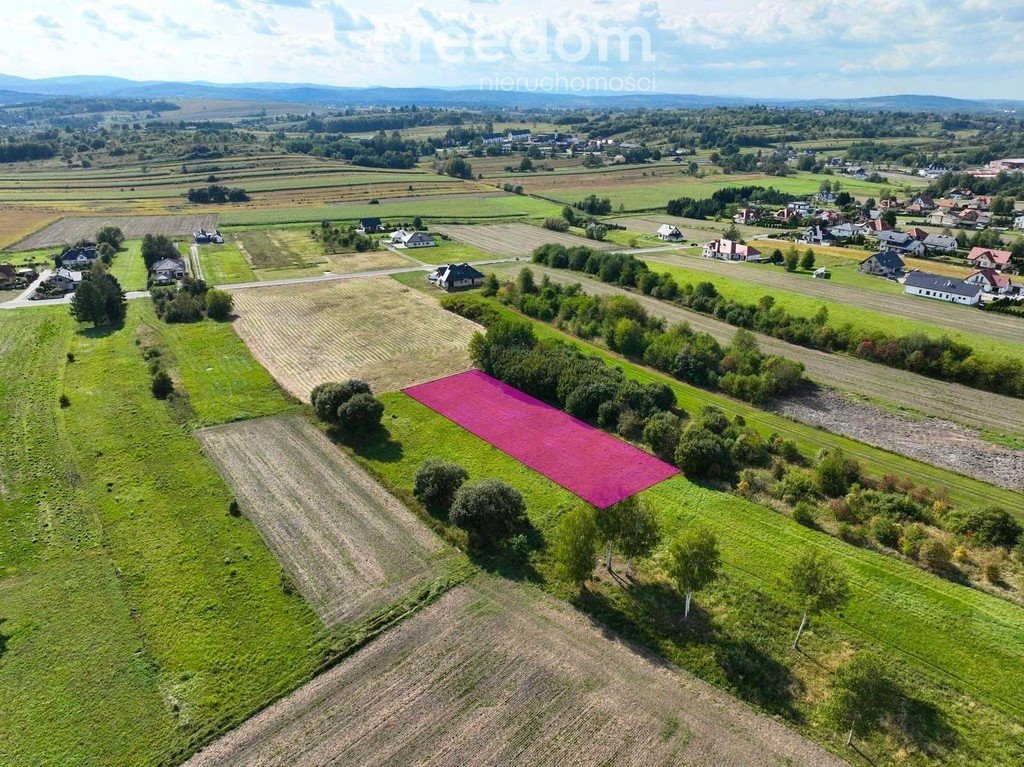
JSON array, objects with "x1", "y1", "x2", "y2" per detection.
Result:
[
  {"x1": 231, "y1": 277, "x2": 481, "y2": 399},
  {"x1": 199, "y1": 415, "x2": 456, "y2": 627},
  {"x1": 185, "y1": 576, "x2": 843, "y2": 767},
  {"x1": 9, "y1": 214, "x2": 217, "y2": 251},
  {"x1": 434, "y1": 223, "x2": 615, "y2": 257}
]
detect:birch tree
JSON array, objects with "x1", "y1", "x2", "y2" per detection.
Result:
[
  {"x1": 787, "y1": 548, "x2": 851, "y2": 650},
  {"x1": 663, "y1": 527, "x2": 721, "y2": 620}
]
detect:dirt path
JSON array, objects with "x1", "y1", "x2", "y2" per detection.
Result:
[
  {"x1": 774, "y1": 390, "x2": 1024, "y2": 491},
  {"x1": 189, "y1": 243, "x2": 204, "y2": 282},
  {"x1": 648, "y1": 252, "x2": 1024, "y2": 345},
  {"x1": 521, "y1": 265, "x2": 1024, "y2": 438},
  {"x1": 198, "y1": 415, "x2": 455, "y2": 626},
  {"x1": 184, "y1": 577, "x2": 845, "y2": 767}
]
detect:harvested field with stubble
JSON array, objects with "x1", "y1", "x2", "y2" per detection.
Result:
[
  {"x1": 198, "y1": 414, "x2": 456, "y2": 626},
  {"x1": 10, "y1": 213, "x2": 217, "y2": 250},
  {"x1": 185, "y1": 576, "x2": 844, "y2": 767},
  {"x1": 231, "y1": 277, "x2": 480, "y2": 398},
  {"x1": 435, "y1": 223, "x2": 614, "y2": 257}
]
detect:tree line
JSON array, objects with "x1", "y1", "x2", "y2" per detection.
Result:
[{"x1": 531, "y1": 245, "x2": 1024, "y2": 399}]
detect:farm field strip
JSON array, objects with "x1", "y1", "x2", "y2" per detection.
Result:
[
  {"x1": 405, "y1": 370, "x2": 679, "y2": 508},
  {"x1": 434, "y1": 223, "x2": 614, "y2": 257},
  {"x1": 647, "y1": 253, "x2": 1024, "y2": 346},
  {"x1": 199, "y1": 415, "x2": 456, "y2": 626},
  {"x1": 230, "y1": 277, "x2": 481, "y2": 399},
  {"x1": 184, "y1": 577, "x2": 843, "y2": 767},
  {"x1": 10, "y1": 214, "x2": 217, "y2": 251},
  {"x1": 520, "y1": 265, "x2": 1024, "y2": 440},
  {"x1": 465, "y1": 281, "x2": 1024, "y2": 516}
]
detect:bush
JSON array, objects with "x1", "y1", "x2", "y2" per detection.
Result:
[
  {"x1": 642, "y1": 411, "x2": 682, "y2": 461},
  {"x1": 675, "y1": 426, "x2": 731, "y2": 478},
  {"x1": 310, "y1": 380, "x2": 371, "y2": 423},
  {"x1": 871, "y1": 515, "x2": 901, "y2": 548},
  {"x1": 449, "y1": 479, "x2": 526, "y2": 550},
  {"x1": 815, "y1": 448, "x2": 861, "y2": 497},
  {"x1": 151, "y1": 371, "x2": 173, "y2": 399},
  {"x1": 920, "y1": 538, "x2": 952, "y2": 572},
  {"x1": 336, "y1": 392, "x2": 384, "y2": 433},
  {"x1": 900, "y1": 523, "x2": 929, "y2": 558},
  {"x1": 945, "y1": 506, "x2": 1021, "y2": 548},
  {"x1": 205, "y1": 288, "x2": 234, "y2": 320},
  {"x1": 616, "y1": 409, "x2": 646, "y2": 440},
  {"x1": 413, "y1": 458, "x2": 469, "y2": 513},
  {"x1": 59, "y1": 393, "x2": 70, "y2": 408},
  {"x1": 983, "y1": 559, "x2": 1002, "y2": 584},
  {"x1": 792, "y1": 501, "x2": 817, "y2": 527}
]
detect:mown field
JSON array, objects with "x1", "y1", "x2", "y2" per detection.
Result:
[
  {"x1": 434, "y1": 223, "x2": 613, "y2": 257},
  {"x1": 0, "y1": 305, "x2": 331, "y2": 767},
  {"x1": 185, "y1": 576, "x2": 842, "y2": 767},
  {"x1": 230, "y1": 277, "x2": 481, "y2": 399},
  {"x1": 199, "y1": 415, "x2": 460, "y2": 627},
  {"x1": 338, "y1": 390, "x2": 1024, "y2": 765},
  {"x1": 9, "y1": 214, "x2": 216, "y2": 251}
]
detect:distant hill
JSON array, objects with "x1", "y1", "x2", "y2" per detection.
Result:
[{"x1": 0, "y1": 73, "x2": 1020, "y2": 113}]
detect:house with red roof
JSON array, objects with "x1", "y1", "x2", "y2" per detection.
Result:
[
  {"x1": 966, "y1": 268, "x2": 1014, "y2": 295},
  {"x1": 905, "y1": 227, "x2": 930, "y2": 242},
  {"x1": 702, "y1": 239, "x2": 763, "y2": 262},
  {"x1": 967, "y1": 247, "x2": 1012, "y2": 271}
]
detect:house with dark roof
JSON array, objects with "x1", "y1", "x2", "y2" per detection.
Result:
[
  {"x1": 859, "y1": 250, "x2": 905, "y2": 278},
  {"x1": 871, "y1": 230, "x2": 926, "y2": 256},
  {"x1": 57, "y1": 246, "x2": 98, "y2": 269},
  {"x1": 922, "y1": 233, "x2": 958, "y2": 253},
  {"x1": 904, "y1": 271, "x2": 982, "y2": 305},
  {"x1": 194, "y1": 229, "x2": 224, "y2": 244},
  {"x1": 150, "y1": 257, "x2": 188, "y2": 285},
  {"x1": 801, "y1": 225, "x2": 834, "y2": 245},
  {"x1": 434, "y1": 263, "x2": 485, "y2": 292},
  {"x1": 967, "y1": 247, "x2": 1012, "y2": 271},
  {"x1": 358, "y1": 217, "x2": 383, "y2": 234}
]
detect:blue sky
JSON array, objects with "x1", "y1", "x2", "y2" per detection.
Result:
[{"x1": 1, "y1": 0, "x2": 1022, "y2": 99}]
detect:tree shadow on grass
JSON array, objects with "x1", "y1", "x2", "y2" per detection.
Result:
[
  {"x1": 0, "y1": 617, "x2": 9, "y2": 661},
  {"x1": 897, "y1": 693, "x2": 961, "y2": 759},
  {"x1": 75, "y1": 322, "x2": 124, "y2": 340},
  {"x1": 328, "y1": 423, "x2": 405, "y2": 464},
  {"x1": 577, "y1": 579, "x2": 800, "y2": 719}
]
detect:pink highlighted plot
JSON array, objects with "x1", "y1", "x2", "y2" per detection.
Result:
[{"x1": 404, "y1": 370, "x2": 679, "y2": 508}]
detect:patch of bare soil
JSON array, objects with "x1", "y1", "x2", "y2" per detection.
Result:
[
  {"x1": 11, "y1": 214, "x2": 217, "y2": 250},
  {"x1": 775, "y1": 389, "x2": 1024, "y2": 491},
  {"x1": 198, "y1": 414, "x2": 454, "y2": 626},
  {"x1": 184, "y1": 576, "x2": 843, "y2": 767}
]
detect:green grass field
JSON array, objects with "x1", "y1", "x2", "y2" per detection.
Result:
[
  {"x1": 198, "y1": 243, "x2": 257, "y2": 285},
  {"x1": 418, "y1": 286, "x2": 1024, "y2": 519},
  {"x1": 219, "y1": 194, "x2": 563, "y2": 227},
  {"x1": 408, "y1": 238, "x2": 497, "y2": 264},
  {"x1": 107, "y1": 241, "x2": 149, "y2": 291},
  {"x1": 347, "y1": 392, "x2": 1024, "y2": 765},
  {"x1": 0, "y1": 306, "x2": 330, "y2": 766},
  {"x1": 530, "y1": 171, "x2": 927, "y2": 212},
  {"x1": 644, "y1": 258, "x2": 1024, "y2": 364}
]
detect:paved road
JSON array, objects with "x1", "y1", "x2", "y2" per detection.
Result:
[
  {"x1": 645, "y1": 252, "x2": 1024, "y2": 345},
  {"x1": 514, "y1": 264, "x2": 1024, "y2": 437}
]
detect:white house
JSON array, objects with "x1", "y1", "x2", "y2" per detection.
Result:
[
  {"x1": 656, "y1": 224, "x2": 683, "y2": 241},
  {"x1": 435, "y1": 263, "x2": 485, "y2": 291},
  {"x1": 150, "y1": 257, "x2": 188, "y2": 285},
  {"x1": 966, "y1": 269, "x2": 1014, "y2": 295},
  {"x1": 967, "y1": 247, "x2": 1012, "y2": 272},
  {"x1": 390, "y1": 229, "x2": 411, "y2": 244},
  {"x1": 1015, "y1": 214, "x2": 1024, "y2": 231},
  {"x1": 922, "y1": 233, "x2": 958, "y2": 253},
  {"x1": 702, "y1": 238, "x2": 762, "y2": 262},
  {"x1": 58, "y1": 247, "x2": 98, "y2": 268},
  {"x1": 46, "y1": 268, "x2": 83, "y2": 293},
  {"x1": 904, "y1": 271, "x2": 982, "y2": 306},
  {"x1": 399, "y1": 232, "x2": 436, "y2": 248}
]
